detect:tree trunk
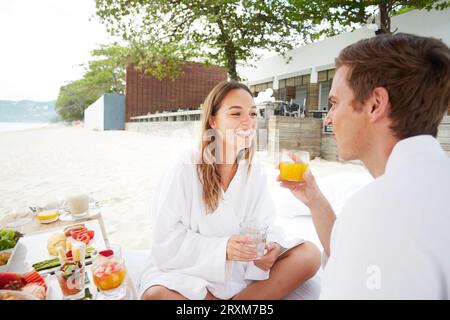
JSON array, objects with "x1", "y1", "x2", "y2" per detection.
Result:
[
  {"x1": 225, "y1": 41, "x2": 239, "y2": 81},
  {"x1": 378, "y1": 0, "x2": 392, "y2": 34},
  {"x1": 217, "y1": 19, "x2": 239, "y2": 81}
]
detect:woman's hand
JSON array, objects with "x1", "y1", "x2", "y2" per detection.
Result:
[
  {"x1": 254, "y1": 242, "x2": 281, "y2": 271},
  {"x1": 276, "y1": 150, "x2": 324, "y2": 208},
  {"x1": 226, "y1": 235, "x2": 259, "y2": 261}
]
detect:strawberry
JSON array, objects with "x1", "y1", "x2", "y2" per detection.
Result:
[
  {"x1": 87, "y1": 230, "x2": 95, "y2": 240},
  {"x1": 99, "y1": 250, "x2": 114, "y2": 258}
]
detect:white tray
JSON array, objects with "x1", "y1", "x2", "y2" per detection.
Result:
[{"x1": 8, "y1": 219, "x2": 107, "y2": 274}]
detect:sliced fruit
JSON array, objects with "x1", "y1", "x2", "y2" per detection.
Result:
[
  {"x1": 57, "y1": 246, "x2": 67, "y2": 262},
  {"x1": 76, "y1": 233, "x2": 90, "y2": 245},
  {"x1": 64, "y1": 224, "x2": 85, "y2": 236},
  {"x1": 70, "y1": 228, "x2": 87, "y2": 239},
  {"x1": 72, "y1": 247, "x2": 82, "y2": 261},
  {"x1": 36, "y1": 210, "x2": 59, "y2": 221},
  {"x1": 22, "y1": 270, "x2": 47, "y2": 291},
  {"x1": 99, "y1": 250, "x2": 114, "y2": 258}
]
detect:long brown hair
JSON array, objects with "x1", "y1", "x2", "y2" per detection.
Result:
[
  {"x1": 197, "y1": 80, "x2": 256, "y2": 214},
  {"x1": 335, "y1": 33, "x2": 450, "y2": 139}
]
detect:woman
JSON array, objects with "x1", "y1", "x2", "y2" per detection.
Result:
[{"x1": 139, "y1": 81, "x2": 321, "y2": 300}]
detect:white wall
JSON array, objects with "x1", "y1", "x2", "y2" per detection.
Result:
[
  {"x1": 239, "y1": 7, "x2": 450, "y2": 85},
  {"x1": 84, "y1": 95, "x2": 104, "y2": 131}
]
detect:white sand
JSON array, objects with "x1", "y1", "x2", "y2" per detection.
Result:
[{"x1": 0, "y1": 125, "x2": 370, "y2": 250}]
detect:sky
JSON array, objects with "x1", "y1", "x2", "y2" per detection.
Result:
[{"x1": 0, "y1": 0, "x2": 113, "y2": 101}]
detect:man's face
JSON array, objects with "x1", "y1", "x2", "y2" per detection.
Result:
[{"x1": 324, "y1": 65, "x2": 369, "y2": 161}]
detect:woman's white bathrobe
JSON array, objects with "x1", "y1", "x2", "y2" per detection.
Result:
[{"x1": 138, "y1": 150, "x2": 303, "y2": 300}]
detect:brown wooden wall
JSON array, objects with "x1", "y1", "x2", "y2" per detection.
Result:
[{"x1": 125, "y1": 63, "x2": 227, "y2": 121}]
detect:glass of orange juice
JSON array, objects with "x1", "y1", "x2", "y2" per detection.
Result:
[
  {"x1": 91, "y1": 245, "x2": 128, "y2": 300},
  {"x1": 279, "y1": 150, "x2": 310, "y2": 181}
]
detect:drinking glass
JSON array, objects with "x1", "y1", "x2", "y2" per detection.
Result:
[
  {"x1": 279, "y1": 150, "x2": 310, "y2": 181},
  {"x1": 239, "y1": 220, "x2": 268, "y2": 258},
  {"x1": 55, "y1": 243, "x2": 86, "y2": 300},
  {"x1": 91, "y1": 245, "x2": 128, "y2": 300},
  {"x1": 55, "y1": 260, "x2": 85, "y2": 300}
]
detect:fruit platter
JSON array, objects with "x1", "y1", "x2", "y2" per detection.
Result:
[{"x1": 2, "y1": 220, "x2": 108, "y2": 299}]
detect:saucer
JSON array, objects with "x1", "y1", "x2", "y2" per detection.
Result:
[{"x1": 58, "y1": 206, "x2": 101, "y2": 222}]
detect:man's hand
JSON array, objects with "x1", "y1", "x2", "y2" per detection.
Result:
[
  {"x1": 254, "y1": 242, "x2": 281, "y2": 271},
  {"x1": 227, "y1": 235, "x2": 259, "y2": 261},
  {"x1": 276, "y1": 150, "x2": 336, "y2": 256},
  {"x1": 276, "y1": 150, "x2": 324, "y2": 208}
]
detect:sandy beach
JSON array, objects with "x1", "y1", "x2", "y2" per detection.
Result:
[{"x1": 0, "y1": 125, "x2": 371, "y2": 250}]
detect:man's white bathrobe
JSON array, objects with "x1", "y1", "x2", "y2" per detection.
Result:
[{"x1": 139, "y1": 150, "x2": 303, "y2": 300}]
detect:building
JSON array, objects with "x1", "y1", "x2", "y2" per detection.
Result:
[
  {"x1": 125, "y1": 62, "x2": 227, "y2": 122},
  {"x1": 84, "y1": 93, "x2": 125, "y2": 131},
  {"x1": 239, "y1": 7, "x2": 450, "y2": 116}
]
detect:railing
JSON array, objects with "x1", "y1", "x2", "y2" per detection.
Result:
[{"x1": 130, "y1": 109, "x2": 202, "y2": 122}]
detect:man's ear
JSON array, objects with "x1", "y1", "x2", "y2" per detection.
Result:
[
  {"x1": 368, "y1": 87, "x2": 390, "y2": 123},
  {"x1": 209, "y1": 116, "x2": 216, "y2": 129}
]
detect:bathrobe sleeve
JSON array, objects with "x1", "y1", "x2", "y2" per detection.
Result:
[{"x1": 150, "y1": 161, "x2": 230, "y2": 284}]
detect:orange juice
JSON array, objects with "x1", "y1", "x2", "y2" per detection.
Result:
[
  {"x1": 93, "y1": 261, "x2": 126, "y2": 291},
  {"x1": 279, "y1": 162, "x2": 309, "y2": 181}
]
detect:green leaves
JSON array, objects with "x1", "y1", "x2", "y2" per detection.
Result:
[
  {"x1": 94, "y1": 0, "x2": 309, "y2": 80},
  {"x1": 90, "y1": 0, "x2": 449, "y2": 83},
  {"x1": 0, "y1": 229, "x2": 19, "y2": 251},
  {"x1": 289, "y1": 0, "x2": 450, "y2": 40},
  {"x1": 55, "y1": 43, "x2": 127, "y2": 121}
]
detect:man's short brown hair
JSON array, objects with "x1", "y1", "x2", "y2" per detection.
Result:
[{"x1": 335, "y1": 33, "x2": 450, "y2": 139}]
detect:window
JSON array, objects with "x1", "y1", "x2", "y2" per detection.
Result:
[
  {"x1": 318, "y1": 81, "x2": 331, "y2": 111},
  {"x1": 317, "y1": 69, "x2": 335, "y2": 111},
  {"x1": 286, "y1": 78, "x2": 295, "y2": 87},
  {"x1": 253, "y1": 81, "x2": 273, "y2": 97},
  {"x1": 295, "y1": 85, "x2": 308, "y2": 106},
  {"x1": 302, "y1": 74, "x2": 310, "y2": 85}
]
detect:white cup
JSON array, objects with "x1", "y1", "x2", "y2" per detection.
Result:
[{"x1": 66, "y1": 194, "x2": 89, "y2": 219}]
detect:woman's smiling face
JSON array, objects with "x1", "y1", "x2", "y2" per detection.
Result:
[{"x1": 209, "y1": 88, "x2": 257, "y2": 163}]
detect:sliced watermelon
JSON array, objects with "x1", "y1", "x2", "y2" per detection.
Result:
[
  {"x1": 22, "y1": 270, "x2": 47, "y2": 290},
  {"x1": 70, "y1": 227, "x2": 87, "y2": 239},
  {"x1": 76, "y1": 233, "x2": 90, "y2": 245}
]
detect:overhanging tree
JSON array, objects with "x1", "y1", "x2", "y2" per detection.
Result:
[
  {"x1": 289, "y1": 0, "x2": 450, "y2": 41},
  {"x1": 55, "y1": 43, "x2": 128, "y2": 121},
  {"x1": 95, "y1": 0, "x2": 307, "y2": 80}
]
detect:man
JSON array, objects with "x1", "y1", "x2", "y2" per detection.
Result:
[{"x1": 279, "y1": 33, "x2": 450, "y2": 299}]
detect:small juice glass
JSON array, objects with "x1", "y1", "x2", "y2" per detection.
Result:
[{"x1": 279, "y1": 150, "x2": 310, "y2": 181}]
